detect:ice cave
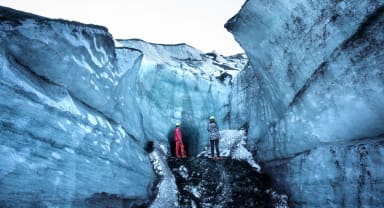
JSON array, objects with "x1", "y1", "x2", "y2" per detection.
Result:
[{"x1": 0, "y1": 0, "x2": 383, "y2": 207}]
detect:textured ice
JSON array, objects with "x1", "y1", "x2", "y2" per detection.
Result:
[
  {"x1": 116, "y1": 39, "x2": 247, "y2": 156},
  {"x1": 7, "y1": 1, "x2": 382, "y2": 206},
  {"x1": 149, "y1": 144, "x2": 179, "y2": 208},
  {"x1": 0, "y1": 6, "x2": 154, "y2": 207},
  {"x1": 226, "y1": 0, "x2": 384, "y2": 207}
]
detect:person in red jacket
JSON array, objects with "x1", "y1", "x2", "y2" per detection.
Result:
[{"x1": 174, "y1": 122, "x2": 186, "y2": 158}]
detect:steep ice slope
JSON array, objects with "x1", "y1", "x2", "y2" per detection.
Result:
[
  {"x1": 114, "y1": 47, "x2": 147, "y2": 143},
  {"x1": 116, "y1": 39, "x2": 247, "y2": 156},
  {"x1": 226, "y1": 0, "x2": 384, "y2": 207},
  {"x1": 0, "y1": 6, "x2": 153, "y2": 206}
]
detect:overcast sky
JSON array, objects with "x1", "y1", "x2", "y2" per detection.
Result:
[{"x1": 0, "y1": 0, "x2": 245, "y2": 55}]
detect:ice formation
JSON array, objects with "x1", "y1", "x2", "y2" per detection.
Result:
[
  {"x1": 226, "y1": 0, "x2": 384, "y2": 207},
  {"x1": 1, "y1": 0, "x2": 383, "y2": 207}
]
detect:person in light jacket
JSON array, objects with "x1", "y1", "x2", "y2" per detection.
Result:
[{"x1": 207, "y1": 116, "x2": 220, "y2": 159}]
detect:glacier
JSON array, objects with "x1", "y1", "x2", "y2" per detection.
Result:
[
  {"x1": 115, "y1": 39, "x2": 247, "y2": 156},
  {"x1": 0, "y1": 6, "x2": 154, "y2": 207},
  {"x1": 1, "y1": 0, "x2": 384, "y2": 207},
  {"x1": 0, "y1": 5, "x2": 250, "y2": 207},
  {"x1": 226, "y1": 0, "x2": 384, "y2": 207}
]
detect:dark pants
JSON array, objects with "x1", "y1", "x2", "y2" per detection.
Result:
[{"x1": 210, "y1": 139, "x2": 220, "y2": 157}]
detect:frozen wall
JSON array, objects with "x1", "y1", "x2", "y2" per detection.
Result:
[
  {"x1": 227, "y1": 0, "x2": 384, "y2": 207},
  {"x1": 0, "y1": 6, "x2": 153, "y2": 207},
  {"x1": 116, "y1": 39, "x2": 247, "y2": 156}
]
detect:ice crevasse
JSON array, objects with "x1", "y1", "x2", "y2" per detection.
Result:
[{"x1": 0, "y1": 0, "x2": 384, "y2": 207}]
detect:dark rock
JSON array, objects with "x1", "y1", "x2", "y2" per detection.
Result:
[{"x1": 168, "y1": 157, "x2": 267, "y2": 208}]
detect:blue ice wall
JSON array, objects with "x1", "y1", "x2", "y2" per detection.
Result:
[
  {"x1": 226, "y1": 0, "x2": 384, "y2": 207},
  {"x1": 0, "y1": 6, "x2": 153, "y2": 207}
]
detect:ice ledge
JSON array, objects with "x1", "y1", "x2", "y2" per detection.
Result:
[{"x1": 0, "y1": 6, "x2": 110, "y2": 33}]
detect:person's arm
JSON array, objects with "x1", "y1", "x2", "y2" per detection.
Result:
[
  {"x1": 174, "y1": 129, "x2": 179, "y2": 141},
  {"x1": 176, "y1": 128, "x2": 182, "y2": 142},
  {"x1": 179, "y1": 129, "x2": 183, "y2": 144},
  {"x1": 215, "y1": 123, "x2": 221, "y2": 139}
]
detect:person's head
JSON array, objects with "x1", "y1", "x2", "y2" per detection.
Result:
[
  {"x1": 175, "y1": 122, "x2": 181, "y2": 127},
  {"x1": 209, "y1": 116, "x2": 215, "y2": 123}
]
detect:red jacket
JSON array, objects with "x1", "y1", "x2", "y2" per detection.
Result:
[{"x1": 174, "y1": 127, "x2": 182, "y2": 142}]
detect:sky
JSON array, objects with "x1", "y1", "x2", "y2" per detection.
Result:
[{"x1": 0, "y1": 0, "x2": 245, "y2": 55}]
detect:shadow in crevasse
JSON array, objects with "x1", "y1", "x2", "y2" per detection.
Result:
[
  {"x1": 83, "y1": 192, "x2": 149, "y2": 208},
  {"x1": 167, "y1": 123, "x2": 199, "y2": 157}
]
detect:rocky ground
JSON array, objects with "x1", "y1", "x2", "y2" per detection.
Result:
[{"x1": 168, "y1": 157, "x2": 269, "y2": 208}]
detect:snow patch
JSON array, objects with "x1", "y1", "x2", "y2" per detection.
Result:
[
  {"x1": 87, "y1": 113, "x2": 98, "y2": 126},
  {"x1": 184, "y1": 185, "x2": 202, "y2": 199},
  {"x1": 198, "y1": 129, "x2": 261, "y2": 172},
  {"x1": 178, "y1": 165, "x2": 188, "y2": 179},
  {"x1": 79, "y1": 124, "x2": 92, "y2": 134}
]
